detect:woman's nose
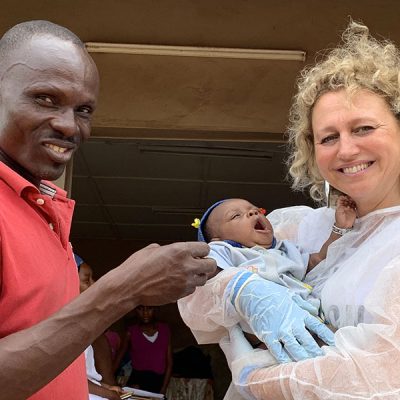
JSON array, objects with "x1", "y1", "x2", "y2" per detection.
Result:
[{"x1": 337, "y1": 134, "x2": 360, "y2": 160}]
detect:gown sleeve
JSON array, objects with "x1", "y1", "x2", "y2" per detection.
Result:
[{"x1": 178, "y1": 267, "x2": 241, "y2": 344}]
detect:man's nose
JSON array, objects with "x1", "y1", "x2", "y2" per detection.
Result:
[{"x1": 49, "y1": 108, "x2": 79, "y2": 138}]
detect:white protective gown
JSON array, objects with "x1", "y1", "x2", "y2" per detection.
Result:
[{"x1": 178, "y1": 205, "x2": 400, "y2": 399}]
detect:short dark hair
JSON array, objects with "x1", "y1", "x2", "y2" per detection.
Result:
[{"x1": 0, "y1": 20, "x2": 84, "y2": 61}]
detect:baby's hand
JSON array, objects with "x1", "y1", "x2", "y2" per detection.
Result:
[{"x1": 335, "y1": 195, "x2": 357, "y2": 228}]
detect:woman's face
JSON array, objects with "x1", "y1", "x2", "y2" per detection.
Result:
[
  {"x1": 312, "y1": 89, "x2": 400, "y2": 216},
  {"x1": 136, "y1": 305, "x2": 156, "y2": 323}
]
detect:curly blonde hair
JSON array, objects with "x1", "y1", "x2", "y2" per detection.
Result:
[{"x1": 286, "y1": 20, "x2": 400, "y2": 202}]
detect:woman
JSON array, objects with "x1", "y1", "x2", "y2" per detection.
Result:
[
  {"x1": 180, "y1": 21, "x2": 400, "y2": 399},
  {"x1": 125, "y1": 306, "x2": 173, "y2": 395}
]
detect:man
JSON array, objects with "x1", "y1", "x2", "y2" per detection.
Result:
[{"x1": 0, "y1": 20, "x2": 215, "y2": 400}]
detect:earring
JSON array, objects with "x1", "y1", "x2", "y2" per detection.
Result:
[
  {"x1": 324, "y1": 181, "x2": 331, "y2": 207},
  {"x1": 324, "y1": 181, "x2": 341, "y2": 208}
]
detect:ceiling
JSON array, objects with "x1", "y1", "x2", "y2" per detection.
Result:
[{"x1": 2, "y1": 1, "x2": 400, "y2": 244}]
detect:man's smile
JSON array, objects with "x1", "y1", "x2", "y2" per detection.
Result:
[{"x1": 45, "y1": 143, "x2": 68, "y2": 153}]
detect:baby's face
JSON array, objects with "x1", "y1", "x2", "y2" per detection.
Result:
[{"x1": 208, "y1": 199, "x2": 274, "y2": 248}]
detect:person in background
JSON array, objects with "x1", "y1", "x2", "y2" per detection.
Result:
[
  {"x1": 104, "y1": 328, "x2": 122, "y2": 371},
  {"x1": 125, "y1": 306, "x2": 173, "y2": 395},
  {"x1": 76, "y1": 255, "x2": 123, "y2": 385},
  {"x1": 75, "y1": 254, "x2": 126, "y2": 400}
]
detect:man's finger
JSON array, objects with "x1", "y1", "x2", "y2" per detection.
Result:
[
  {"x1": 193, "y1": 272, "x2": 208, "y2": 287},
  {"x1": 185, "y1": 241, "x2": 211, "y2": 258},
  {"x1": 193, "y1": 258, "x2": 217, "y2": 276},
  {"x1": 143, "y1": 243, "x2": 160, "y2": 250}
]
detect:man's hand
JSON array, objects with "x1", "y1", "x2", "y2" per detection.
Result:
[{"x1": 104, "y1": 242, "x2": 217, "y2": 307}]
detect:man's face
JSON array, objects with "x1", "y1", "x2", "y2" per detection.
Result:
[
  {"x1": 0, "y1": 35, "x2": 99, "y2": 182},
  {"x1": 207, "y1": 199, "x2": 274, "y2": 248}
]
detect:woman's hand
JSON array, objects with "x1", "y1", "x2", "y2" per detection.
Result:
[
  {"x1": 228, "y1": 271, "x2": 335, "y2": 363},
  {"x1": 220, "y1": 324, "x2": 277, "y2": 394}
]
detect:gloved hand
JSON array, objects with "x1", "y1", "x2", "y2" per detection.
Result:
[
  {"x1": 220, "y1": 325, "x2": 276, "y2": 400},
  {"x1": 221, "y1": 324, "x2": 254, "y2": 367},
  {"x1": 227, "y1": 271, "x2": 335, "y2": 363}
]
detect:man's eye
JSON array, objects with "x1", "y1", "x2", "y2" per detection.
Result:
[
  {"x1": 77, "y1": 106, "x2": 93, "y2": 118},
  {"x1": 36, "y1": 95, "x2": 54, "y2": 105},
  {"x1": 78, "y1": 106, "x2": 92, "y2": 114}
]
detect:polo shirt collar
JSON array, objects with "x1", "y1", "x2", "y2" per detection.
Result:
[{"x1": 0, "y1": 161, "x2": 60, "y2": 199}]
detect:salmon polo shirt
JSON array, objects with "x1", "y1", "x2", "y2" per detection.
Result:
[{"x1": 0, "y1": 162, "x2": 88, "y2": 400}]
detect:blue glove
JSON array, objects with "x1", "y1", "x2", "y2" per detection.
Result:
[{"x1": 228, "y1": 271, "x2": 335, "y2": 363}]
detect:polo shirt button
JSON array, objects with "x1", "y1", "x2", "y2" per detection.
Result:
[
  {"x1": 49, "y1": 223, "x2": 54, "y2": 230},
  {"x1": 36, "y1": 198, "x2": 45, "y2": 205}
]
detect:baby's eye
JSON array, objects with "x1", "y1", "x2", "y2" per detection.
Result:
[{"x1": 231, "y1": 213, "x2": 240, "y2": 219}]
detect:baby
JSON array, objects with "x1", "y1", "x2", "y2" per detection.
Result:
[{"x1": 196, "y1": 196, "x2": 356, "y2": 312}]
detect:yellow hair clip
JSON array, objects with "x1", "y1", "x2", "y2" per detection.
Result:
[{"x1": 191, "y1": 218, "x2": 200, "y2": 229}]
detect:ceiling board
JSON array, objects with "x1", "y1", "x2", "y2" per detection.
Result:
[{"x1": 71, "y1": 139, "x2": 312, "y2": 241}]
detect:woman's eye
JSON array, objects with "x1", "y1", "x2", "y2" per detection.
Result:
[
  {"x1": 353, "y1": 126, "x2": 375, "y2": 135},
  {"x1": 320, "y1": 134, "x2": 339, "y2": 145}
]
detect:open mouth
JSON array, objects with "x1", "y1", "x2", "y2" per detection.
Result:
[
  {"x1": 254, "y1": 216, "x2": 267, "y2": 231},
  {"x1": 340, "y1": 162, "x2": 373, "y2": 174},
  {"x1": 254, "y1": 221, "x2": 264, "y2": 230}
]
